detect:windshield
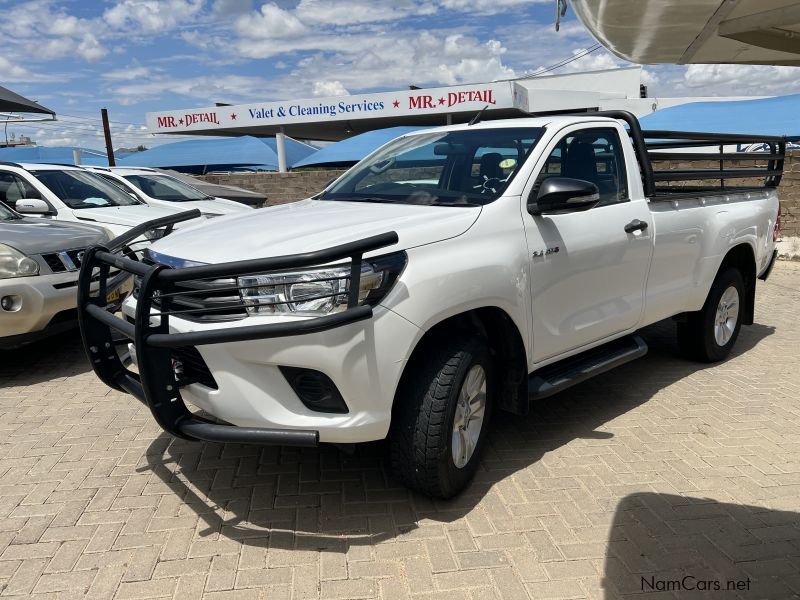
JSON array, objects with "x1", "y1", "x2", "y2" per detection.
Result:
[
  {"x1": 123, "y1": 174, "x2": 210, "y2": 202},
  {"x1": 32, "y1": 170, "x2": 143, "y2": 209},
  {"x1": 0, "y1": 202, "x2": 19, "y2": 221},
  {"x1": 320, "y1": 127, "x2": 544, "y2": 206}
]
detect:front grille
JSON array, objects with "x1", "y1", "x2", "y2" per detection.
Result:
[
  {"x1": 43, "y1": 253, "x2": 66, "y2": 273},
  {"x1": 171, "y1": 346, "x2": 218, "y2": 389},
  {"x1": 135, "y1": 274, "x2": 247, "y2": 322},
  {"x1": 40, "y1": 248, "x2": 86, "y2": 273}
]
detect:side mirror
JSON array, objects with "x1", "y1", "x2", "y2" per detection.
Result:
[
  {"x1": 528, "y1": 177, "x2": 600, "y2": 216},
  {"x1": 15, "y1": 198, "x2": 52, "y2": 215}
]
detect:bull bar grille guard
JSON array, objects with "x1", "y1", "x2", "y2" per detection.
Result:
[{"x1": 77, "y1": 209, "x2": 399, "y2": 447}]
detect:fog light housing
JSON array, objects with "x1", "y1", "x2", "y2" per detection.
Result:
[
  {"x1": 1, "y1": 295, "x2": 21, "y2": 311},
  {"x1": 279, "y1": 367, "x2": 349, "y2": 414}
]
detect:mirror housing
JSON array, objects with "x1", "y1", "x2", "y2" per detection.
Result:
[
  {"x1": 15, "y1": 198, "x2": 52, "y2": 215},
  {"x1": 528, "y1": 177, "x2": 600, "y2": 216}
]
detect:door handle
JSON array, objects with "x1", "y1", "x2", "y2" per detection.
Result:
[{"x1": 624, "y1": 219, "x2": 648, "y2": 234}]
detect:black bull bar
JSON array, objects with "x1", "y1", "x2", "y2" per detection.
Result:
[{"x1": 77, "y1": 210, "x2": 399, "y2": 446}]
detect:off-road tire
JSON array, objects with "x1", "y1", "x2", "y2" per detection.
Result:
[
  {"x1": 389, "y1": 336, "x2": 493, "y2": 499},
  {"x1": 677, "y1": 267, "x2": 745, "y2": 363}
]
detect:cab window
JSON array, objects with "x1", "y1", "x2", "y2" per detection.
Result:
[
  {"x1": 0, "y1": 172, "x2": 41, "y2": 208},
  {"x1": 537, "y1": 128, "x2": 629, "y2": 206}
]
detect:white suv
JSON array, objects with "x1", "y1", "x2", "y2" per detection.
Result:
[
  {"x1": 86, "y1": 167, "x2": 252, "y2": 217},
  {"x1": 0, "y1": 162, "x2": 203, "y2": 238}
]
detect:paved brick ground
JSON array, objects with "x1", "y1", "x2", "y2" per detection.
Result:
[{"x1": 2, "y1": 262, "x2": 800, "y2": 600}]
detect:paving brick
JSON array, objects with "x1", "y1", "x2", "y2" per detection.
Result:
[{"x1": 3, "y1": 262, "x2": 800, "y2": 599}]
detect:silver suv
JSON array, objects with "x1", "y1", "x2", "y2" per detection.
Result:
[{"x1": 0, "y1": 200, "x2": 111, "y2": 348}]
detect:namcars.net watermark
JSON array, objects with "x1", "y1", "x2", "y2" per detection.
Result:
[{"x1": 642, "y1": 575, "x2": 751, "y2": 593}]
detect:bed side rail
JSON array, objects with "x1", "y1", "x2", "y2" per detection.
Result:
[{"x1": 588, "y1": 110, "x2": 787, "y2": 198}]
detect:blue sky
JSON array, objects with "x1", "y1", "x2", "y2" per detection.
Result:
[{"x1": 2, "y1": 0, "x2": 799, "y2": 150}]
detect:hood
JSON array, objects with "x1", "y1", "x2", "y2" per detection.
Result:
[
  {"x1": 72, "y1": 204, "x2": 202, "y2": 229},
  {"x1": 0, "y1": 217, "x2": 108, "y2": 255},
  {"x1": 180, "y1": 199, "x2": 251, "y2": 215},
  {"x1": 150, "y1": 199, "x2": 481, "y2": 264}
]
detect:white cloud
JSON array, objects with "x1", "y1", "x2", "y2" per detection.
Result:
[
  {"x1": 212, "y1": 0, "x2": 253, "y2": 16},
  {"x1": 682, "y1": 64, "x2": 800, "y2": 96},
  {"x1": 290, "y1": 32, "x2": 516, "y2": 88},
  {"x1": 312, "y1": 81, "x2": 349, "y2": 96},
  {"x1": 436, "y1": 0, "x2": 550, "y2": 14},
  {"x1": 0, "y1": 0, "x2": 107, "y2": 63},
  {"x1": 295, "y1": 0, "x2": 434, "y2": 26},
  {"x1": 0, "y1": 57, "x2": 30, "y2": 81},
  {"x1": 235, "y1": 2, "x2": 307, "y2": 39},
  {"x1": 103, "y1": 0, "x2": 204, "y2": 34},
  {"x1": 111, "y1": 73, "x2": 284, "y2": 104},
  {"x1": 76, "y1": 34, "x2": 108, "y2": 61},
  {"x1": 103, "y1": 63, "x2": 153, "y2": 81}
]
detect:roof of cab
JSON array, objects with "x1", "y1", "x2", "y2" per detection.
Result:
[{"x1": 400, "y1": 115, "x2": 620, "y2": 137}]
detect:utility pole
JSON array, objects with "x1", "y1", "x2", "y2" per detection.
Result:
[{"x1": 101, "y1": 108, "x2": 116, "y2": 166}]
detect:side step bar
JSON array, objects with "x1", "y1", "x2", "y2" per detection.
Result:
[{"x1": 529, "y1": 335, "x2": 648, "y2": 400}]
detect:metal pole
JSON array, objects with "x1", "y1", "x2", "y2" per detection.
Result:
[
  {"x1": 72, "y1": 148, "x2": 81, "y2": 165},
  {"x1": 101, "y1": 108, "x2": 116, "y2": 167},
  {"x1": 276, "y1": 127, "x2": 287, "y2": 173}
]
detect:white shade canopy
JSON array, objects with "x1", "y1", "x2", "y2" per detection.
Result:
[{"x1": 570, "y1": 0, "x2": 800, "y2": 65}]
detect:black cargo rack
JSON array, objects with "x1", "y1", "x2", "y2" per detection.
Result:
[
  {"x1": 77, "y1": 209, "x2": 398, "y2": 446},
  {"x1": 589, "y1": 111, "x2": 786, "y2": 200}
]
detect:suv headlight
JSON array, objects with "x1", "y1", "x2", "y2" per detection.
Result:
[
  {"x1": 0, "y1": 244, "x2": 39, "y2": 279},
  {"x1": 238, "y1": 252, "x2": 406, "y2": 316}
]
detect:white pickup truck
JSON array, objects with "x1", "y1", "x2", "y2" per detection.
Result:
[{"x1": 78, "y1": 111, "x2": 782, "y2": 498}]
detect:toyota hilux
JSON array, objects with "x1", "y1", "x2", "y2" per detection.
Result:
[{"x1": 77, "y1": 111, "x2": 782, "y2": 498}]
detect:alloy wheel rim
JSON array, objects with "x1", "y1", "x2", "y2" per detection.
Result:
[
  {"x1": 451, "y1": 364, "x2": 487, "y2": 469},
  {"x1": 714, "y1": 286, "x2": 740, "y2": 346}
]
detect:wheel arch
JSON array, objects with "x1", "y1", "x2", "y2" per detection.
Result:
[
  {"x1": 718, "y1": 243, "x2": 757, "y2": 325},
  {"x1": 394, "y1": 306, "x2": 530, "y2": 417}
]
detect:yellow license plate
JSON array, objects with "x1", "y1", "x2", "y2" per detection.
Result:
[{"x1": 106, "y1": 288, "x2": 120, "y2": 304}]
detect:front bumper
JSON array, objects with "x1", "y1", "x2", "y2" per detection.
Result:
[
  {"x1": 0, "y1": 272, "x2": 83, "y2": 346},
  {"x1": 78, "y1": 220, "x2": 405, "y2": 446},
  {"x1": 125, "y1": 304, "x2": 419, "y2": 443}
]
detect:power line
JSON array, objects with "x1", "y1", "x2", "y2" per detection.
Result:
[
  {"x1": 56, "y1": 113, "x2": 148, "y2": 127},
  {"x1": 519, "y1": 44, "x2": 603, "y2": 79}
]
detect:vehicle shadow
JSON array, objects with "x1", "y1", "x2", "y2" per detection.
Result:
[
  {"x1": 0, "y1": 329, "x2": 91, "y2": 387},
  {"x1": 602, "y1": 493, "x2": 800, "y2": 599},
  {"x1": 139, "y1": 318, "x2": 776, "y2": 552}
]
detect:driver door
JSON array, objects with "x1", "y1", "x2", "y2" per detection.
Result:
[{"x1": 523, "y1": 125, "x2": 653, "y2": 363}]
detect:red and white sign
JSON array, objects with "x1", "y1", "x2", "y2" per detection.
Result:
[{"x1": 147, "y1": 82, "x2": 528, "y2": 133}]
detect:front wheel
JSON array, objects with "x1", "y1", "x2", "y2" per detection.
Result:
[
  {"x1": 677, "y1": 267, "x2": 745, "y2": 362},
  {"x1": 389, "y1": 336, "x2": 493, "y2": 499}
]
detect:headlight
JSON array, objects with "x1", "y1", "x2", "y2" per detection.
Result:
[
  {"x1": 0, "y1": 244, "x2": 39, "y2": 279},
  {"x1": 238, "y1": 252, "x2": 406, "y2": 316}
]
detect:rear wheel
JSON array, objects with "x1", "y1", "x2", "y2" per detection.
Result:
[
  {"x1": 389, "y1": 336, "x2": 493, "y2": 499},
  {"x1": 677, "y1": 267, "x2": 745, "y2": 362}
]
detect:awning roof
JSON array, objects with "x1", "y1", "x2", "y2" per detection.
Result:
[
  {"x1": 119, "y1": 135, "x2": 316, "y2": 173},
  {"x1": 0, "y1": 85, "x2": 55, "y2": 115},
  {"x1": 293, "y1": 126, "x2": 425, "y2": 167},
  {"x1": 0, "y1": 145, "x2": 107, "y2": 165},
  {"x1": 640, "y1": 94, "x2": 800, "y2": 139},
  {"x1": 570, "y1": 0, "x2": 800, "y2": 65}
]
